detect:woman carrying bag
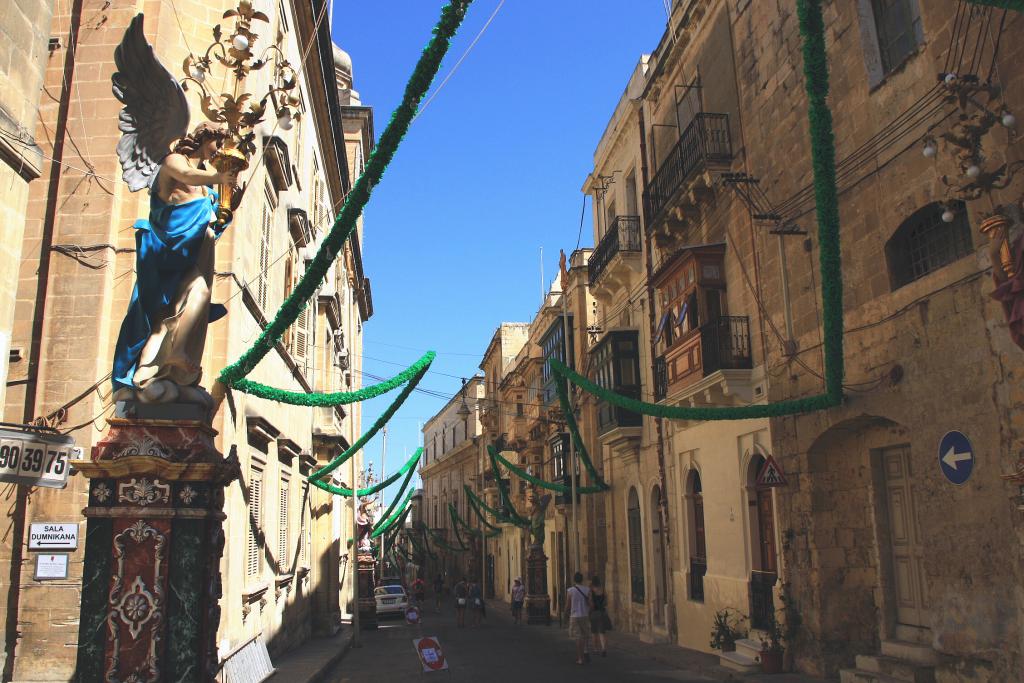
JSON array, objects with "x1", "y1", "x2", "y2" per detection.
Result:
[{"x1": 589, "y1": 575, "x2": 611, "y2": 657}]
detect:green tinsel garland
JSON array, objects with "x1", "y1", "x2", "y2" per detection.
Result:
[
  {"x1": 370, "y1": 489, "x2": 414, "y2": 539},
  {"x1": 410, "y1": 524, "x2": 438, "y2": 560},
  {"x1": 313, "y1": 446, "x2": 421, "y2": 497},
  {"x1": 426, "y1": 525, "x2": 468, "y2": 553},
  {"x1": 218, "y1": 0, "x2": 473, "y2": 390},
  {"x1": 368, "y1": 459, "x2": 418, "y2": 529},
  {"x1": 549, "y1": 0, "x2": 845, "y2": 421},
  {"x1": 964, "y1": 0, "x2": 1024, "y2": 9},
  {"x1": 485, "y1": 447, "x2": 532, "y2": 525},
  {"x1": 554, "y1": 376, "x2": 609, "y2": 490},
  {"x1": 464, "y1": 484, "x2": 528, "y2": 528},
  {"x1": 383, "y1": 506, "x2": 412, "y2": 550},
  {"x1": 450, "y1": 502, "x2": 501, "y2": 538},
  {"x1": 308, "y1": 356, "x2": 432, "y2": 487},
  {"x1": 461, "y1": 486, "x2": 503, "y2": 531},
  {"x1": 231, "y1": 352, "x2": 434, "y2": 407},
  {"x1": 490, "y1": 447, "x2": 607, "y2": 495},
  {"x1": 447, "y1": 504, "x2": 470, "y2": 549}
]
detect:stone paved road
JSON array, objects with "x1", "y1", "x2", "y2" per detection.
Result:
[{"x1": 326, "y1": 600, "x2": 721, "y2": 683}]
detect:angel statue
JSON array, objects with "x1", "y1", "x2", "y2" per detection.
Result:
[
  {"x1": 529, "y1": 492, "x2": 552, "y2": 546},
  {"x1": 110, "y1": 15, "x2": 239, "y2": 411}
]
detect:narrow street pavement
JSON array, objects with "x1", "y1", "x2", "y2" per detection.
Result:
[{"x1": 325, "y1": 596, "x2": 823, "y2": 683}]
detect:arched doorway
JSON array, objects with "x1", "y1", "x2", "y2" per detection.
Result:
[
  {"x1": 746, "y1": 452, "x2": 778, "y2": 630},
  {"x1": 650, "y1": 485, "x2": 668, "y2": 626}
]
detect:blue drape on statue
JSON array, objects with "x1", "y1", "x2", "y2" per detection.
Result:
[{"x1": 112, "y1": 187, "x2": 229, "y2": 391}]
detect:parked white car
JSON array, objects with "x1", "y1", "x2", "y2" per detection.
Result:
[{"x1": 374, "y1": 585, "x2": 408, "y2": 617}]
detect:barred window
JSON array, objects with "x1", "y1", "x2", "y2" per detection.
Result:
[
  {"x1": 627, "y1": 487, "x2": 645, "y2": 603},
  {"x1": 886, "y1": 201, "x2": 972, "y2": 290}
]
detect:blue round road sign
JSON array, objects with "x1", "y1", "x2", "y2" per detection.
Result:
[{"x1": 938, "y1": 431, "x2": 974, "y2": 485}]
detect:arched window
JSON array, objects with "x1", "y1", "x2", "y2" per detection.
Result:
[
  {"x1": 627, "y1": 487, "x2": 645, "y2": 603},
  {"x1": 687, "y1": 470, "x2": 707, "y2": 602},
  {"x1": 885, "y1": 201, "x2": 972, "y2": 289}
]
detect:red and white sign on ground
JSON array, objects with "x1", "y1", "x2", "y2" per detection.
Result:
[
  {"x1": 413, "y1": 636, "x2": 448, "y2": 673},
  {"x1": 405, "y1": 605, "x2": 421, "y2": 625},
  {"x1": 756, "y1": 454, "x2": 788, "y2": 487}
]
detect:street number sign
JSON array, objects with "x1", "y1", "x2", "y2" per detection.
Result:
[
  {"x1": 938, "y1": 430, "x2": 974, "y2": 486},
  {"x1": 413, "y1": 637, "x2": 448, "y2": 673},
  {"x1": 29, "y1": 523, "x2": 79, "y2": 551},
  {"x1": 0, "y1": 429, "x2": 76, "y2": 489}
]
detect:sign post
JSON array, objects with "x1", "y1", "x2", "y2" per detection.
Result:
[{"x1": 938, "y1": 430, "x2": 974, "y2": 485}]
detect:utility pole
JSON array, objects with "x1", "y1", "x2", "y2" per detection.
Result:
[
  {"x1": 560, "y1": 262, "x2": 581, "y2": 575},
  {"x1": 350, "y1": 448, "x2": 361, "y2": 646},
  {"x1": 379, "y1": 425, "x2": 387, "y2": 580}
]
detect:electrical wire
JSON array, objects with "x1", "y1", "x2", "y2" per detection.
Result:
[{"x1": 412, "y1": 0, "x2": 505, "y2": 122}]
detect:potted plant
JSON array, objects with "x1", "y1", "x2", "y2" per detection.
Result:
[
  {"x1": 710, "y1": 608, "x2": 746, "y2": 653},
  {"x1": 758, "y1": 609, "x2": 785, "y2": 674}
]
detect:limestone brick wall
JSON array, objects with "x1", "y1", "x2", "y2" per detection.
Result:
[{"x1": 725, "y1": 0, "x2": 1024, "y2": 677}]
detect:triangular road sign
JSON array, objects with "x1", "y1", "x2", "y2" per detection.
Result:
[{"x1": 756, "y1": 454, "x2": 788, "y2": 487}]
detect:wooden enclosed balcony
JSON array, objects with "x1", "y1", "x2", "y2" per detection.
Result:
[{"x1": 654, "y1": 315, "x2": 753, "y2": 403}]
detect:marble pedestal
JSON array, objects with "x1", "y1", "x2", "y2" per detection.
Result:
[
  {"x1": 73, "y1": 415, "x2": 238, "y2": 683},
  {"x1": 357, "y1": 551, "x2": 378, "y2": 630}
]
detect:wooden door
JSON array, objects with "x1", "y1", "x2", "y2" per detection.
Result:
[
  {"x1": 883, "y1": 446, "x2": 927, "y2": 627},
  {"x1": 756, "y1": 488, "x2": 778, "y2": 574}
]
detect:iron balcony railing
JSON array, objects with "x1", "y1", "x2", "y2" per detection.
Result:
[
  {"x1": 644, "y1": 112, "x2": 733, "y2": 226},
  {"x1": 701, "y1": 315, "x2": 753, "y2": 374},
  {"x1": 749, "y1": 570, "x2": 778, "y2": 630},
  {"x1": 588, "y1": 216, "x2": 642, "y2": 287}
]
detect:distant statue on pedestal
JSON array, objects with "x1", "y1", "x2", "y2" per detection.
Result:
[{"x1": 109, "y1": 16, "x2": 240, "y2": 415}]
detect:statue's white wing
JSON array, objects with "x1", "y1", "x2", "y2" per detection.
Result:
[{"x1": 111, "y1": 14, "x2": 190, "y2": 192}]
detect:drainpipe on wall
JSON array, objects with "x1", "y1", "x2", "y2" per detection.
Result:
[
  {"x1": 637, "y1": 100, "x2": 676, "y2": 641},
  {"x1": 3, "y1": 1, "x2": 83, "y2": 680}
]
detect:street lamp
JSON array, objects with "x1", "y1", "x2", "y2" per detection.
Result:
[{"x1": 181, "y1": 0, "x2": 299, "y2": 226}]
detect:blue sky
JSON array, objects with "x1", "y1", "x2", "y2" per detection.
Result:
[{"x1": 330, "y1": 1, "x2": 668, "y2": 499}]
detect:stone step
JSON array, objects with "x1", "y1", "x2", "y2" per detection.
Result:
[
  {"x1": 856, "y1": 654, "x2": 935, "y2": 683},
  {"x1": 881, "y1": 640, "x2": 940, "y2": 667},
  {"x1": 720, "y1": 649, "x2": 760, "y2": 674},
  {"x1": 735, "y1": 637, "x2": 764, "y2": 660},
  {"x1": 840, "y1": 668, "x2": 909, "y2": 683}
]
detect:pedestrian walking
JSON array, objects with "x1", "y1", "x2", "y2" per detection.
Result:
[
  {"x1": 589, "y1": 575, "x2": 611, "y2": 657},
  {"x1": 433, "y1": 573, "x2": 444, "y2": 612},
  {"x1": 454, "y1": 577, "x2": 468, "y2": 628},
  {"x1": 566, "y1": 572, "x2": 592, "y2": 665},
  {"x1": 468, "y1": 580, "x2": 484, "y2": 627},
  {"x1": 412, "y1": 576, "x2": 426, "y2": 607},
  {"x1": 510, "y1": 577, "x2": 526, "y2": 624}
]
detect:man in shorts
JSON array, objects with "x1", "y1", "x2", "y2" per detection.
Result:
[
  {"x1": 566, "y1": 572, "x2": 591, "y2": 665},
  {"x1": 453, "y1": 577, "x2": 468, "y2": 628}
]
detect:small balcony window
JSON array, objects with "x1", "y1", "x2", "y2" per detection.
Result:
[{"x1": 541, "y1": 316, "x2": 574, "y2": 404}]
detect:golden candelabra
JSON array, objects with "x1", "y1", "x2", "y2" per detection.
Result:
[{"x1": 181, "y1": 0, "x2": 299, "y2": 225}]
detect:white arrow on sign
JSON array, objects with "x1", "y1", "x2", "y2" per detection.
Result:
[{"x1": 942, "y1": 446, "x2": 972, "y2": 469}]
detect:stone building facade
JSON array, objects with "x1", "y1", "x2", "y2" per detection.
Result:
[
  {"x1": 0, "y1": 0, "x2": 52, "y2": 418},
  {"x1": 419, "y1": 376, "x2": 485, "y2": 585},
  {"x1": 423, "y1": 1, "x2": 1024, "y2": 680},
  {"x1": 0, "y1": 0, "x2": 370, "y2": 679}
]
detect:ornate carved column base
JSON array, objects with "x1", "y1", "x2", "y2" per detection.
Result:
[
  {"x1": 357, "y1": 551, "x2": 378, "y2": 630},
  {"x1": 525, "y1": 542, "x2": 551, "y2": 625},
  {"x1": 73, "y1": 417, "x2": 239, "y2": 683}
]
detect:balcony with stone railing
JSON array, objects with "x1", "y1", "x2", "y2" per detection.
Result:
[{"x1": 588, "y1": 216, "x2": 643, "y2": 304}]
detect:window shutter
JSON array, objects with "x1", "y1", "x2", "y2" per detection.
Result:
[
  {"x1": 278, "y1": 481, "x2": 289, "y2": 573},
  {"x1": 247, "y1": 467, "x2": 264, "y2": 577},
  {"x1": 258, "y1": 203, "x2": 272, "y2": 310},
  {"x1": 301, "y1": 483, "x2": 310, "y2": 567}
]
